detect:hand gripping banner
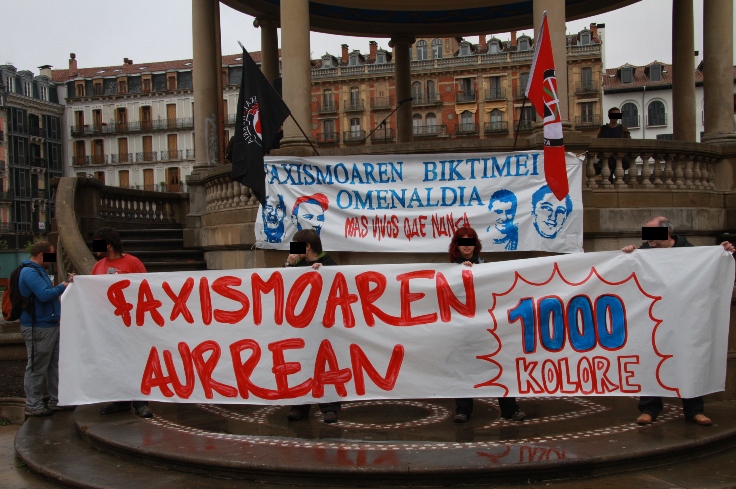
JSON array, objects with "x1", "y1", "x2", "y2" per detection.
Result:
[{"x1": 59, "y1": 247, "x2": 733, "y2": 405}]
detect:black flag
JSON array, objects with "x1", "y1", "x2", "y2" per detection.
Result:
[{"x1": 231, "y1": 48, "x2": 290, "y2": 206}]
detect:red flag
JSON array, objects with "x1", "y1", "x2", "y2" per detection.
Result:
[{"x1": 525, "y1": 12, "x2": 569, "y2": 201}]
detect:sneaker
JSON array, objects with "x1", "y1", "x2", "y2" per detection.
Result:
[
  {"x1": 454, "y1": 413, "x2": 469, "y2": 423},
  {"x1": 503, "y1": 409, "x2": 526, "y2": 422},
  {"x1": 25, "y1": 407, "x2": 53, "y2": 417},
  {"x1": 323, "y1": 411, "x2": 338, "y2": 424},
  {"x1": 134, "y1": 405, "x2": 153, "y2": 418},
  {"x1": 287, "y1": 407, "x2": 307, "y2": 421},
  {"x1": 99, "y1": 402, "x2": 131, "y2": 415},
  {"x1": 637, "y1": 413, "x2": 653, "y2": 425},
  {"x1": 49, "y1": 404, "x2": 76, "y2": 412}
]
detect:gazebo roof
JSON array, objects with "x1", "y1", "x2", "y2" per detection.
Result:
[{"x1": 222, "y1": 0, "x2": 640, "y2": 37}]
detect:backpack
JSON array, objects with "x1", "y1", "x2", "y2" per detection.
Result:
[{"x1": 2, "y1": 263, "x2": 42, "y2": 321}]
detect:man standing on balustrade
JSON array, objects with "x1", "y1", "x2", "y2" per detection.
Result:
[{"x1": 622, "y1": 216, "x2": 734, "y2": 426}]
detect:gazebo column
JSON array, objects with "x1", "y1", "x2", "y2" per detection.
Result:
[
  {"x1": 279, "y1": 0, "x2": 313, "y2": 151},
  {"x1": 672, "y1": 0, "x2": 696, "y2": 142},
  {"x1": 390, "y1": 36, "x2": 415, "y2": 143},
  {"x1": 702, "y1": 0, "x2": 736, "y2": 143},
  {"x1": 255, "y1": 16, "x2": 280, "y2": 85},
  {"x1": 192, "y1": 0, "x2": 221, "y2": 166},
  {"x1": 533, "y1": 0, "x2": 568, "y2": 122}
]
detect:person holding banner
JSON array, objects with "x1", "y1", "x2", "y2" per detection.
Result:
[
  {"x1": 448, "y1": 226, "x2": 526, "y2": 423},
  {"x1": 284, "y1": 229, "x2": 341, "y2": 423},
  {"x1": 93, "y1": 227, "x2": 153, "y2": 419},
  {"x1": 622, "y1": 216, "x2": 735, "y2": 426}
]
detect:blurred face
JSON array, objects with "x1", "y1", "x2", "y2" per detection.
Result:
[
  {"x1": 41, "y1": 246, "x2": 55, "y2": 268},
  {"x1": 95, "y1": 243, "x2": 109, "y2": 258},
  {"x1": 458, "y1": 235, "x2": 475, "y2": 259},
  {"x1": 609, "y1": 109, "x2": 621, "y2": 124},
  {"x1": 294, "y1": 202, "x2": 325, "y2": 233},
  {"x1": 533, "y1": 192, "x2": 569, "y2": 238},
  {"x1": 489, "y1": 199, "x2": 515, "y2": 231}
]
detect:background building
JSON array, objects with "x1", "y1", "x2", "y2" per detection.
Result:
[
  {"x1": 602, "y1": 61, "x2": 736, "y2": 141},
  {"x1": 0, "y1": 64, "x2": 63, "y2": 248}
]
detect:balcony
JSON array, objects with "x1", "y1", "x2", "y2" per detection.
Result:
[
  {"x1": 514, "y1": 119, "x2": 535, "y2": 132},
  {"x1": 575, "y1": 114, "x2": 602, "y2": 127},
  {"x1": 413, "y1": 124, "x2": 447, "y2": 137},
  {"x1": 371, "y1": 128, "x2": 395, "y2": 143},
  {"x1": 71, "y1": 124, "x2": 103, "y2": 137},
  {"x1": 89, "y1": 155, "x2": 108, "y2": 165},
  {"x1": 32, "y1": 188, "x2": 46, "y2": 199},
  {"x1": 71, "y1": 155, "x2": 88, "y2": 166},
  {"x1": 343, "y1": 130, "x2": 366, "y2": 143},
  {"x1": 319, "y1": 100, "x2": 338, "y2": 114},
  {"x1": 343, "y1": 99, "x2": 365, "y2": 112},
  {"x1": 455, "y1": 123, "x2": 478, "y2": 135},
  {"x1": 29, "y1": 126, "x2": 46, "y2": 138},
  {"x1": 370, "y1": 97, "x2": 392, "y2": 110},
  {"x1": 575, "y1": 81, "x2": 599, "y2": 94},
  {"x1": 484, "y1": 121, "x2": 509, "y2": 134},
  {"x1": 186, "y1": 149, "x2": 195, "y2": 159},
  {"x1": 160, "y1": 150, "x2": 183, "y2": 161},
  {"x1": 513, "y1": 86, "x2": 527, "y2": 99},
  {"x1": 646, "y1": 114, "x2": 668, "y2": 127},
  {"x1": 316, "y1": 132, "x2": 340, "y2": 144},
  {"x1": 110, "y1": 153, "x2": 133, "y2": 164},
  {"x1": 14, "y1": 222, "x2": 31, "y2": 233},
  {"x1": 31, "y1": 157, "x2": 48, "y2": 168},
  {"x1": 455, "y1": 91, "x2": 477, "y2": 103},
  {"x1": 485, "y1": 88, "x2": 506, "y2": 101},
  {"x1": 136, "y1": 152, "x2": 158, "y2": 162},
  {"x1": 413, "y1": 93, "x2": 442, "y2": 106}
]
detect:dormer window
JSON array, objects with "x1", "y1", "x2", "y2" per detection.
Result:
[
  {"x1": 581, "y1": 33, "x2": 591, "y2": 45},
  {"x1": 518, "y1": 38, "x2": 529, "y2": 51},
  {"x1": 24, "y1": 81, "x2": 32, "y2": 97},
  {"x1": 322, "y1": 57, "x2": 332, "y2": 69},
  {"x1": 489, "y1": 42, "x2": 500, "y2": 54},
  {"x1": 348, "y1": 54, "x2": 359, "y2": 66},
  {"x1": 621, "y1": 67, "x2": 633, "y2": 84},
  {"x1": 376, "y1": 52, "x2": 386, "y2": 64},
  {"x1": 459, "y1": 43, "x2": 471, "y2": 56},
  {"x1": 650, "y1": 64, "x2": 662, "y2": 82}
]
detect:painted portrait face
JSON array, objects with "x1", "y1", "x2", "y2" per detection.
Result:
[
  {"x1": 263, "y1": 195, "x2": 285, "y2": 230},
  {"x1": 489, "y1": 198, "x2": 516, "y2": 232},
  {"x1": 532, "y1": 191, "x2": 570, "y2": 239},
  {"x1": 293, "y1": 201, "x2": 325, "y2": 234}
]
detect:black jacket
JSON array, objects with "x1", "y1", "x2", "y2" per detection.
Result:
[
  {"x1": 640, "y1": 234, "x2": 692, "y2": 249},
  {"x1": 295, "y1": 252, "x2": 337, "y2": 267},
  {"x1": 453, "y1": 254, "x2": 484, "y2": 265}
]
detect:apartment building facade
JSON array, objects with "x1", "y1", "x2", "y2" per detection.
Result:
[{"x1": 0, "y1": 64, "x2": 63, "y2": 243}]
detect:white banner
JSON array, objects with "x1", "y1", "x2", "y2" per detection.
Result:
[
  {"x1": 255, "y1": 152, "x2": 583, "y2": 253},
  {"x1": 59, "y1": 247, "x2": 733, "y2": 405}
]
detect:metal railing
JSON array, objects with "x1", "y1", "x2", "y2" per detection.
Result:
[
  {"x1": 370, "y1": 97, "x2": 392, "y2": 109},
  {"x1": 514, "y1": 120, "x2": 535, "y2": 132},
  {"x1": 185, "y1": 149, "x2": 195, "y2": 159},
  {"x1": 89, "y1": 154, "x2": 107, "y2": 165},
  {"x1": 343, "y1": 130, "x2": 366, "y2": 142},
  {"x1": 160, "y1": 150, "x2": 183, "y2": 161},
  {"x1": 71, "y1": 118, "x2": 194, "y2": 136},
  {"x1": 71, "y1": 155, "x2": 88, "y2": 166},
  {"x1": 29, "y1": 126, "x2": 46, "y2": 138},
  {"x1": 484, "y1": 121, "x2": 509, "y2": 133},
  {"x1": 455, "y1": 92, "x2": 477, "y2": 103},
  {"x1": 413, "y1": 124, "x2": 447, "y2": 137},
  {"x1": 110, "y1": 153, "x2": 133, "y2": 164},
  {"x1": 343, "y1": 99, "x2": 365, "y2": 112},
  {"x1": 14, "y1": 222, "x2": 31, "y2": 232},
  {"x1": 371, "y1": 128, "x2": 395, "y2": 142},
  {"x1": 412, "y1": 93, "x2": 442, "y2": 106},
  {"x1": 575, "y1": 114, "x2": 602, "y2": 127},
  {"x1": 575, "y1": 81, "x2": 599, "y2": 94},
  {"x1": 136, "y1": 152, "x2": 158, "y2": 162},
  {"x1": 31, "y1": 157, "x2": 47, "y2": 168},
  {"x1": 316, "y1": 132, "x2": 340, "y2": 144},
  {"x1": 513, "y1": 86, "x2": 528, "y2": 99},
  {"x1": 455, "y1": 123, "x2": 478, "y2": 135},
  {"x1": 484, "y1": 88, "x2": 506, "y2": 101},
  {"x1": 319, "y1": 100, "x2": 338, "y2": 113}
]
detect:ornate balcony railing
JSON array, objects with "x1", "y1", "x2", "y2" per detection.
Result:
[
  {"x1": 136, "y1": 151, "x2": 158, "y2": 162},
  {"x1": 344, "y1": 99, "x2": 365, "y2": 112},
  {"x1": 343, "y1": 130, "x2": 366, "y2": 142},
  {"x1": 371, "y1": 128, "x2": 395, "y2": 143},
  {"x1": 576, "y1": 114, "x2": 602, "y2": 127},
  {"x1": 160, "y1": 150, "x2": 183, "y2": 161},
  {"x1": 484, "y1": 121, "x2": 509, "y2": 133},
  {"x1": 413, "y1": 124, "x2": 447, "y2": 137},
  {"x1": 455, "y1": 123, "x2": 478, "y2": 135},
  {"x1": 413, "y1": 93, "x2": 442, "y2": 106},
  {"x1": 485, "y1": 88, "x2": 506, "y2": 101},
  {"x1": 316, "y1": 132, "x2": 340, "y2": 144},
  {"x1": 319, "y1": 100, "x2": 338, "y2": 113},
  {"x1": 110, "y1": 153, "x2": 133, "y2": 164},
  {"x1": 575, "y1": 81, "x2": 599, "y2": 94},
  {"x1": 455, "y1": 92, "x2": 477, "y2": 103},
  {"x1": 370, "y1": 97, "x2": 392, "y2": 109},
  {"x1": 73, "y1": 118, "x2": 195, "y2": 136}
]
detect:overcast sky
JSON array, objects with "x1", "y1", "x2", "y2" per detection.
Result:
[{"x1": 2, "y1": 0, "x2": 732, "y2": 75}]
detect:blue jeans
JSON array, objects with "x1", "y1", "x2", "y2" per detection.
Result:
[{"x1": 20, "y1": 326, "x2": 59, "y2": 411}]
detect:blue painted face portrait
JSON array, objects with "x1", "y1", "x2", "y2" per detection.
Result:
[
  {"x1": 290, "y1": 193, "x2": 329, "y2": 235},
  {"x1": 262, "y1": 194, "x2": 286, "y2": 243},
  {"x1": 531, "y1": 185, "x2": 573, "y2": 239},
  {"x1": 486, "y1": 189, "x2": 519, "y2": 250}
]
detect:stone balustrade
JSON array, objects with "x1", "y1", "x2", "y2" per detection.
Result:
[
  {"x1": 100, "y1": 188, "x2": 185, "y2": 223},
  {"x1": 203, "y1": 171, "x2": 259, "y2": 211}
]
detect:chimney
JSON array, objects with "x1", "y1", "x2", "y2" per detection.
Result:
[
  {"x1": 128, "y1": 59, "x2": 133, "y2": 65},
  {"x1": 597, "y1": 23, "x2": 606, "y2": 70},
  {"x1": 479, "y1": 35, "x2": 487, "y2": 52},
  {"x1": 510, "y1": 31, "x2": 517, "y2": 47},
  {"x1": 589, "y1": 23, "x2": 598, "y2": 41},
  {"x1": 341, "y1": 44, "x2": 349, "y2": 64},
  {"x1": 124, "y1": 58, "x2": 129, "y2": 64},
  {"x1": 38, "y1": 65, "x2": 53, "y2": 79},
  {"x1": 69, "y1": 53, "x2": 78, "y2": 75},
  {"x1": 369, "y1": 41, "x2": 378, "y2": 62}
]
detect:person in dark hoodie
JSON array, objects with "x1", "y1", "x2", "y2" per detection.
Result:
[
  {"x1": 448, "y1": 226, "x2": 526, "y2": 423},
  {"x1": 283, "y1": 229, "x2": 341, "y2": 423},
  {"x1": 622, "y1": 216, "x2": 735, "y2": 426},
  {"x1": 19, "y1": 241, "x2": 70, "y2": 416}
]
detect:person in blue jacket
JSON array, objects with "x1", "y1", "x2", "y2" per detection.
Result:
[{"x1": 19, "y1": 241, "x2": 70, "y2": 416}]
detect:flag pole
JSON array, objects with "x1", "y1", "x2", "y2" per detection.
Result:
[{"x1": 512, "y1": 97, "x2": 527, "y2": 152}]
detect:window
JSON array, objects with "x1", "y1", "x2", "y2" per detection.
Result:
[
  {"x1": 488, "y1": 76, "x2": 502, "y2": 98},
  {"x1": 23, "y1": 81, "x2": 32, "y2": 97},
  {"x1": 490, "y1": 109, "x2": 503, "y2": 127},
  {"x1": 350, "y1": 117, "x2": 361, "y2": 137},
  {"x1": 426, "y1": 80, "x2": 435, "y2": 100},
  {"x1": 518, "y1": 38, "x2": 529, "y2": 51},
  {"x1": 93, "y1": 109, "x2": 102, "y2": 130},
  {"x1": 323, "y1": 119, "x2": 335, "y2": 137},
  {"x1": 323, "y1": 89, "x2": 333, "y2": 110},
  {"x1": 460, "y1": 111, "x2": 474, "y2": 131},
  {"x1": 5, "y1": 75, "x2": 14, "y2": 93},
  {"x1": 489, "y1": 42, "x2": 500, "y2": 54},
  {"x1": 521, "y1": 106, "x2": 536, "y2": 122},
  {"x1": 94, "y1": 171, "x2": 105, "y2": 184},
  {"x1": 621, "y1": 67, "x2": 633, "y2": 84},
  {"x1": 376, "y1": 52, "x2": 386, "y2": 64},
  {"x1": 656, "y1": 133, "x2": 674, "y2": 140},
  {"x1": 431, "y1": 39, "x2": 443, "y2": 59},
  {"x1": 40, "y1": 86, "x2": 48, "y2": 101},
  {"x1": 322, "y1": 57, "x2": 332, "y2": 69},
  {"x1": 412, "y1": 81, "x2": 422, "y2": 102},
  {"x1": 648, "y1": 100, "x2": 666, "y2": 126},
  {"x1": 650, "y1": 64, "x2": 662, "y2": 82},
  {"x1": 119, "y1": 170, "x2": 130, "y2": 188},
  {"x1": 141, "y1": 106, "x2": 152, "y2": 131},
  {"x1": 580, "y1": 102, "x2": 595, "y2": 124},
  {"x1": 416, "y1": 40, "x2": 428, "y2": 61},
  {"x1": 75, "y1": 81, "x2": 85, "y2": 97},
  {"x1": 426, "y1": 113, "x2": 437, "y2": 133},
  {"x1": 93, "y1": 80, "x2": 103, "y2": 95},
  {"x1": 167, "y1": 74, "x2": 177, "y2": 91},
  {"x1": 621, "y1": 102, "x2": 639, "y2": 127},
  {"x1": 581, "y1": 67, "x2": 593, "y2": 89},
  {"x1": 167, "y1": 167, "x2": 180, "y2": 192},
  {"x1": 74, "y1": 110, "x2": 84, "y2": 128},
  {"x1": 142, "y1": 76, "x2": 152, "y2": 92},
  {"x1": 459, "y1": 43, "x2": 471, "y2": 56},
  {"x1": 519, "y1": 72, "x2": 529, "y2": 92},
  {"x1": 581, "y1": 33, "x2": 591, "y2": 45},
  {"x1": 413, "y1": 114, "x2": 422, "y2": 134},
  {"x1": 118, "y1": 79, "x2": 127, "y2": 94},
  {"x1": 348, "y1": 54, "x2": 359, "y2": 67}
]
